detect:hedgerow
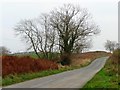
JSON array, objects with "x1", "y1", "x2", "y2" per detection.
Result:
[{"x1": 2, "y1": 55, "x2": 58, "y2": 77}]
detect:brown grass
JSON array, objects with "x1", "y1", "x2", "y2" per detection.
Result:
[
  {"x1": 105, "y1": 49, "x2": 120, "y2": 74},
  {"x1": 70, "y1": 51, "x2": 111, "y2": 66}
]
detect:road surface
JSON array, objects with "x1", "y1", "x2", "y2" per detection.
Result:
[{"x1": 4, "y1": 57, "x2": 109, "y2": 88}]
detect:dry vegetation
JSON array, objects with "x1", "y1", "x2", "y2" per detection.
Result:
[
  {"x1": 2, "y1": 51, "x2": 111, "y2": 86},
  {"x1": 1, "y1": 55, "x2": 58, "y2": 77},
  {"x1": 70, "y1": 51, "x2": 111, "y2": 66},
  {"x1": 105, "y1": 49, "x2": 120, "y2": 75},
  {"x1": 1, "y1": 51, "x2": 110, "y2": 77}
]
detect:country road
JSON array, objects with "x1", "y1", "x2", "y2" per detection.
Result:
[{"x1": 4, "y1": 56, "x2": 109, "y2": 89}]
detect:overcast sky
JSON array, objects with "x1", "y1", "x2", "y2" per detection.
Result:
[{"x1": 0, "y1": 0, "x2": 119, "y2": 53}]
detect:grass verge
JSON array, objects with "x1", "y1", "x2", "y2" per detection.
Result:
[
  {"x1": 83, "y1": 68, "x2": 118, "y2": 88},
  {"x1": 83, "y1": 50, "x2": 119, "y2": 89}
]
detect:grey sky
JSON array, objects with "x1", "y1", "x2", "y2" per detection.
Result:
[{"x1": 0, "y1": 0, "x2": 118, "y2": 53}]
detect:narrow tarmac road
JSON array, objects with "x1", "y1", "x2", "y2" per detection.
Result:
[{"x1": 4, "y1": 57, "x2": 109, "y2": 88}]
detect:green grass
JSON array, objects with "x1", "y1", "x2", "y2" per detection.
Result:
[
  {"x1": 83, "y1": 50, "x2": 119, "y2": 89},
  {"x1": 14, "y1": 52, "x2": 60, "y2": 59},
  {"x1": 83, "y1": 68, "x2": 118, "y2": 88}
]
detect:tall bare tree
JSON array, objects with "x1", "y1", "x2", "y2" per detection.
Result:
[
  {"x1": 39, "y1": 14, "x2": 57, "y2": 59},
  {"x1": 50, "y1": 4, "x2": 99, "y2": 55},
  {"x1": 15, "y1": 19, "x2": 41, "y2": 58},
  {"x1": 14, "y1": 16, "x2": 56, "y2": 59},
  {"x1": 15, "y1": 4, "x2": 99, "y2": 62}
]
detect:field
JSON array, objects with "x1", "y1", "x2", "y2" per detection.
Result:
[
  {"x1": 13, "y1": 51, "x2": 59, "y2": 59},
  {"x1": 84, "y1": 49, "x2": 119, "y2": 88},
  {"x1": 1, "y1": 51, "x2": 110, "y2": 86}
]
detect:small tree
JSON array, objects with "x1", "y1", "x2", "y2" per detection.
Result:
[
  {"x1": 116, "y1": 43, "x2": 120, "y2": 49},
  {"x1": 0, "y1": 46, "x2": 11, "y2": 55},
  {"x1": 104, "y1": 40, "x2": 116, "y2": 53}
]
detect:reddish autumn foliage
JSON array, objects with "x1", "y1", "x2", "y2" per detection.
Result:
[{"x1": 1, "y1": 55, "x2": 58, "y2": 77}]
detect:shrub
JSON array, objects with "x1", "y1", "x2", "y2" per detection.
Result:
[
  {"x1": 1, "y1": 55, "x2": 58, "y2": 77},
  {"x1": 110, "y1": 49, "x2": 120, "y2": 64},
  {"x1": 106, "y1": 49, "x2": 120, "y2": 74},
  {"x1": 60, "y1": 54, "x2": 71, "y2": 65}
]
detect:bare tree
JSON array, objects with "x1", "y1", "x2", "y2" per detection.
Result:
[
  {"x1": 15, "y1": 15, "x2": 56, "y2": 59},
  {"x1": 116, "y1": 42, "x2": 120, "y2": 49},
  {"x1": 15, "y1": 19, "x2": 41, "y2": 58},
  {"x1": 50, "y1": 4, "x2": 99, "y2": 55},
  {"x1": 38, "y1": 14, "x2": 57, "y2": 59},
  {"x1": 0, "y1": 46, "x2": 11, "y2": 55},
  {"x1": 14, "y1": 4, "x2": 99, "y2": 62},
  {"x1": 73, "y1": 38, "x2": 92, "y2": 53},
  {"x1": 105, "y1": 40, "x2": 116, "y2": 53}
]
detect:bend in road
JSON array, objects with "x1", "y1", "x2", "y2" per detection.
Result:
[{"x1": 4, "y1": 56, "x2": 109, "y2": 88}]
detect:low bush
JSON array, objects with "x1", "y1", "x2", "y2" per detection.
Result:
[
  {"x1": 1, "y1": 55, "x2": 58, "y2": 77},
  {"x1": 105, "y1": 49, "x2": 120, "y2": 74},
  {"x1": 60, "y1": 54, "x2": 71, "y2": 65}
]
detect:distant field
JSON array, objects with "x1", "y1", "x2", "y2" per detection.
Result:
[{"x1": 13, "y1": 51, "x2": 60, "y2": 60}]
